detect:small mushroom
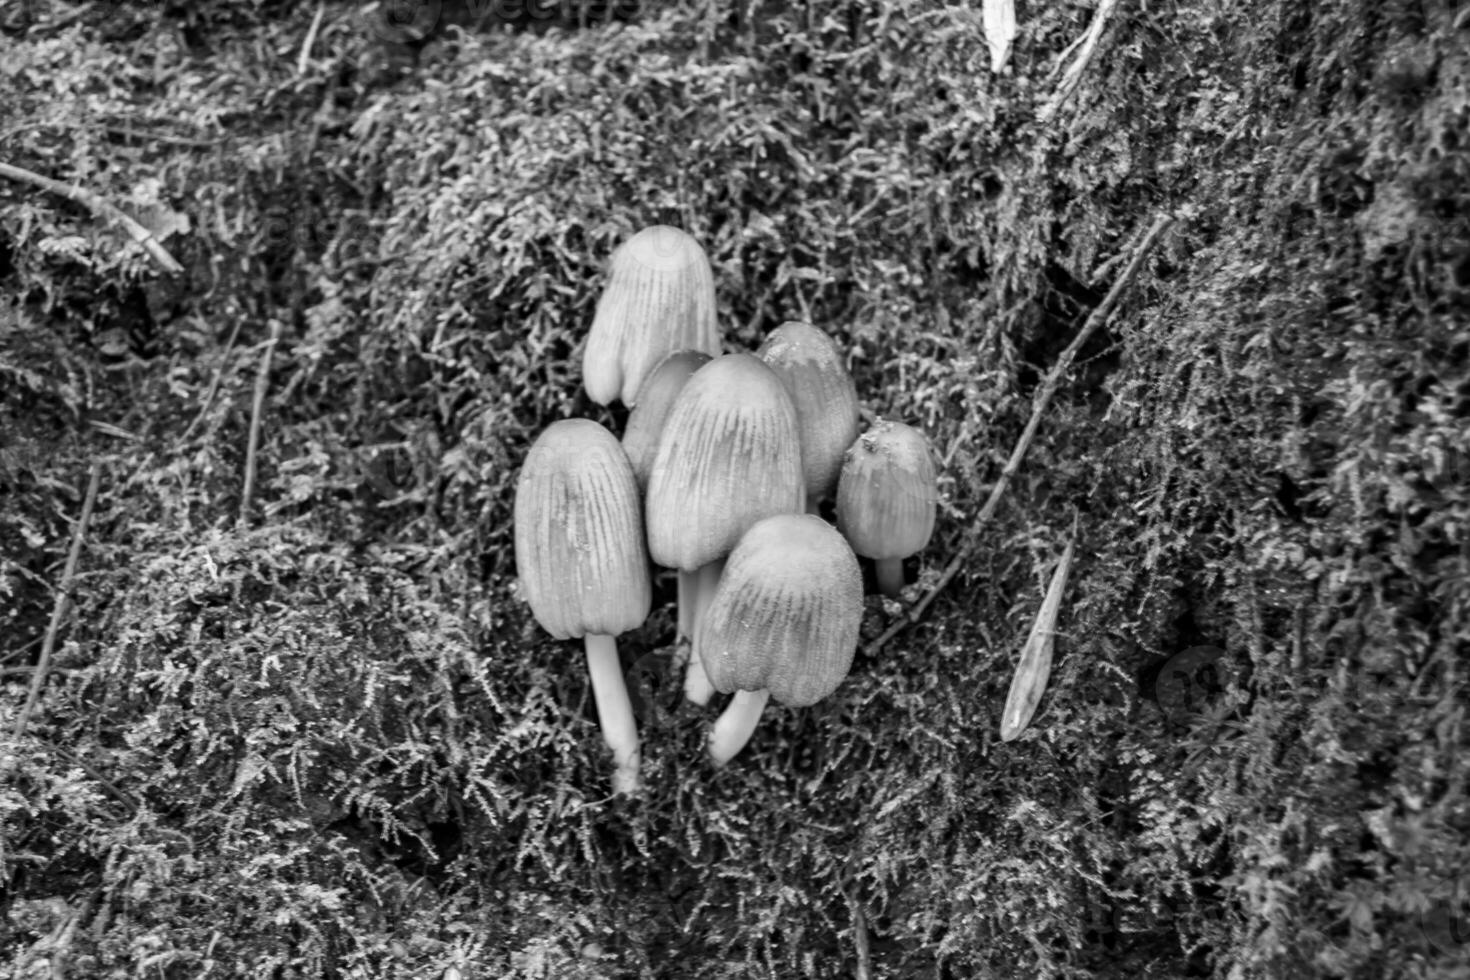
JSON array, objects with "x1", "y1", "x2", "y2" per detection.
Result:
[
  {"x1": 621, "y1": 349, "x2": 713, "y2": 493},
  {"x1": 513, "y1": 419, "x2": 651, "y2": 795},
  {"x1": 835, "y1": 419, "x2": 938, "y2": 598},
  {"x1": 646, "y1": 353, "x2": 805, "y2": 702},
  {"x1": 699, "y1": 514, "x2": 864, "y2": 766},
  {"x1": 756, "y1": 321, "x2": 861, "y2": 511},
  {"x1": 583, "y1": 225, "x2": 719, "y2": 407}
]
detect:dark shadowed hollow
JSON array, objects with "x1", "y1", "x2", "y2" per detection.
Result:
[{"x1": 1, "y1": 0, "x2": 1467, "y2": 976}]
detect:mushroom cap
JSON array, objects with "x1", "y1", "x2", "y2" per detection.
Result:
[
  {"x1": 757, "y1": 321, "x2": 861, "y2": 502},
  {"x1": 513, "y1": 418, "x2": 652, "y2": 640},
  {"x1": 646, "y1": 353, "x2": 805, "y2": 571},
  {"x1": 583, "y1": 225, "x2": 720, "y2": 407},
  {"x1": 697, "y1": 514, "x2": 863, "y2": 707},
  {"x1": 621, "y1": 349, "x2": 712, "y2": 491},
  {"x1": 835, "y1": 420, "x2": 938, "y2": 560}
]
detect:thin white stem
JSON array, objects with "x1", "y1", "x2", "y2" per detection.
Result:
[
  {"x1": 708, "y1": 688, "x2": 771, "y2": 767},
  {"x1": 584, "y1": 634, "x2": 640, "y2": 795},
  {"x1": 684, "y1": 559, "x2": 725, "y2": 705},
  {"x1": 875, "y1": 557, "x2": 904, "y2": 599},
  {"x1": 676, "y1": 568, "x2": 696, "y2": 642}
]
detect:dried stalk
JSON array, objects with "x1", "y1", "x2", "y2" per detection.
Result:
[
  {"x1": 1038, "y1": 0, "x2": 1120, "y2": 123},
  {"x1": 0, "y1": 161, "x2": 184, "y2": 275},
  {"x1": 239, "y1": 322, "x2": 282, "y2": 527},
  {"x1": 849, "y1": 891, "x2": 874, "y2": 980},
  {"x1": 863, "y1": 213, "x2": 1174, "y2": 657},
  {"x1": 298, "y1": 1, "x2": 326, "y2": 75},
  {"x1": 14, "y1": 464, "x2": 101, "y2": 740},
  {"x1": 179, "y1": 317, "x2": 244, "y2": 443}
]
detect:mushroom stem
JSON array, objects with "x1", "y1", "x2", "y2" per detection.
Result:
[
  {"x1": 875, "y1": 558, "x2": 905, "y2": 599},
  {"x1": 584, "y1": 633, "x2": 640, "y2": 795},
  {"x1": 676, "y1": 569, "x2": 697, "y2": 641},
  {"x1": 708, "y1": 688, "x2": 772, "y2": 767},
  {"x1": 684, "y1": 559, "x2": 725, "y2": 705}
]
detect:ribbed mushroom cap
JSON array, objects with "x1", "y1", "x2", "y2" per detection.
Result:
[
  {"x1": 513, "y1": 419, "x2": 652, "y2": 640},
  {"x1": 697, "y1": 514, "x2": 863, "y2": 707},
  {"x1": 622, "y1": 349, "x2": 712, "y2": 491},
  {"x1": 835, "y1": 420, "x2": 938, "y2": 560},
  {"x1": 646, "y1": 353, "x2": 804, "y2": 571},
  {"x1": 583, "y1": 225, "x2": 720, "y2": 407},
  {"x1": 757, "y1": 321, "x2": 860, "y2": 502}
]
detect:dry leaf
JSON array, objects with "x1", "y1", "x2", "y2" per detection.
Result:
[
  {"x1": 1000, "y1": 534, "x2": 1075, "y2": 741},
  {"x1": 983, "y1": 0, "x2": 1018, "y2": 73}
]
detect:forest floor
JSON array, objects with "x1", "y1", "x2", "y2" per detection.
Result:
[{"x1": 2, "y1": 1, "x2": 1468, "y2": 977}]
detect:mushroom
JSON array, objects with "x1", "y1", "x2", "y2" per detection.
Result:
[
  {"x1": 699, "y1": 513, "x2": 864, "y2": 766},
  {"x1": 583, "y1": 225, "x2": 720, "y2": 407},
  {"x1": 646, "y1": 353, "x2": 805, "y2": 702},
  {"x1": 513, "y1": 418, "x2": 651, "y2": 794},
  {"x1": 756, "y1": 321, "x2": 860, "y2": 512},
  {"x1": 621, "y1": 349, "x2": 713, "y2": 493},
  {"x1": 835, "y1": 419, "x2": 938, "y2": 599}
]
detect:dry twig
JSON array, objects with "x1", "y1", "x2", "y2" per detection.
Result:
[
  {"x1": 179, "y1": 317, "x2": 244, "y2": 443},
  {"x1": 298, "y1": 1, "x2": 326, "y2": 75},
  {"x1": 1038, "y1": 0, "x2": 1121, "y2": 123},
  {"x1": 0, "y1": 161, "x2": 184, "y2": 275},
  {"x1": 14, "y1": 464, "x2": 101, "y2": 740},
  {"x1": 849, "y1": 891, "x2": 874, "y2": 980},
  {"x1": 863, "y1": 212, "x2": 1175, "y2": 657},
  {"x1": 239, "y1": 322, "x2": 282, "y2": 527}
]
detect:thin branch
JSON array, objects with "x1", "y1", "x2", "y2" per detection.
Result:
[
  {"x1": 849, "y1": 891, "x2": 874, "y2": 980},
  {"x1": 179, "y1": 317, "x2": 244, "y2": 443},
  {"x1": 40, "y1": 738, "x2": 138, "y2": 815},
  {"x1": 1038, "y1": 0, "x2": 1120, "y2": 124},
  {"x1": 0, "y1": 161, "x2": 184, "y2": 275},
  {"x1": 14, "y1": 464, "x2": 101, "y2": 740},
  {"x1": 298, "y1": 1, "x2": 326, "y2": 75},
  {"x1": 239, "y1": 322, "x2": 282, "y2": 527},
  {"x1": 863, "y1": 212, "x2": 1175, "y2": 657}
]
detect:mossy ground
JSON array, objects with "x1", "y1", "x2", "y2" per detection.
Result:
[{"x1": 2, "y1": 1, "x2": 1467, "y2": 977}]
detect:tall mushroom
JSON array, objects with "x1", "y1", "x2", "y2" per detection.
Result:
[
  {"x1": 513, "y1": 418, "x2": 651, "y2": 795},
  {"x1": 756, "y1": 321, "x2": 860, "y2": 512},
  {"x1": 835, "y1": 419, "x2": 938, "y2": 598},
  {"x1": 646, "y1": 353, "x2": 805, "y2": 702},
  {"x1": 583, "y1": 225, "x2": 720, "y2": 407},
  {"x1": 621, "y1": 349, "x2": 712, "y2": 493},
  {"x1": 699, "y1": 514, "x2": 864, "y2": 766}
]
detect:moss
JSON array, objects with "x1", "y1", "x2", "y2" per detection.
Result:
[{"x1": 2, "y1": 1, "x2": 1467, "y2": 976}]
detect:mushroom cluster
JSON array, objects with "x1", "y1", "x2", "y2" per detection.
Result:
[{"x1": 512, "y1": 225, "x2": 941, "y2": 793}]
